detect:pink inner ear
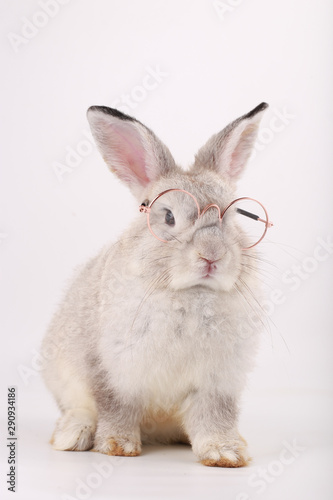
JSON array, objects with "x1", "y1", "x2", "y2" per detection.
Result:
[
  {"x1": 109, "y1": 122, "x2": 150, "y2": 185},
  {"x1": 228, "y1": 124, "x2": 256, "y2": 179},
  {"x1": 229, "y1": 147, "x2": 246, "y2": 179}
]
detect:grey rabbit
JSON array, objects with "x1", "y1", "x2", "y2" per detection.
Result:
[{"x1": 42, "y1": 102, "x2": 272, "y2": 467}]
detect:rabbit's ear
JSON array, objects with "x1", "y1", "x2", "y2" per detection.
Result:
[
  {"x1": 87, "y1": 106, "x2": 176, "y2": 195},
  {"x1": 193, "y1": 102, "x2": 268, "y2": 181}
]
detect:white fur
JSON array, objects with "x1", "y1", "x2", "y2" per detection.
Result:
[
  {"x1": 42, "y1": 103, "x2": 269, "y2": 467},
  {"x1": 52, "y1": 409, "x2": 96, "y2": 451}
]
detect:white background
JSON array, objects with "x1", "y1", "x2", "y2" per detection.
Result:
[{"x1": 0, "y1": 1, "x2": 332, "y2": 499}]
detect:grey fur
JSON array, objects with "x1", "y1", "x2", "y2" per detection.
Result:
[{"x1": 42, "y1": 103, "x2": 269, "y2": 467}]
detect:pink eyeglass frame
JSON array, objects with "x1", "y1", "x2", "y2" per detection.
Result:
[{"x1": 139, "y1": 188, "x2": 273, "y2": 249}]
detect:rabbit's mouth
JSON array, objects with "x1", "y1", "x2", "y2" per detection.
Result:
[
  {"x1": 167, "y1": 242, "x2": 241, "y2": 292},
  {"x1": 192, "y1": 252, "x2": 240, "y2": 291},
  {"x1": 200, "y1": 258, "x2": 219, "y2": 279},
  {"x1": 200, "y1": 269, "x2": 221, "y2": 286}
]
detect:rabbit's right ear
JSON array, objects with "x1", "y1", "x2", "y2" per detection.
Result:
[
  {"x1": 87, "y1": 106, "x2": 176, "y2": 196},
  {"x1": 193, "y1": 102, "x2": 268, "y2": 182}
]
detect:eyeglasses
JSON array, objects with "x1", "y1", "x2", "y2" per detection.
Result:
[{"x1": 139, "y1": 188, "x2": 273, "y2": 249}]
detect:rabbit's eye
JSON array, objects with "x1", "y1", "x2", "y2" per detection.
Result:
[{"x1": 165, "y1": 209, "x2": 175, "y2": 226}]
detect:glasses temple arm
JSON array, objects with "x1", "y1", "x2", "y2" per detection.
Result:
[{"x1": 236, "y1": 208, "x2": 273, "y2": 227}]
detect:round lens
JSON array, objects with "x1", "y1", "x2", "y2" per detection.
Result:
[
  {"x1": 148, "y1": 190, "x2": 199, "y2": 242},
  {"x1": 223, "y1": 198, "x2": 268, "y2": 249}
]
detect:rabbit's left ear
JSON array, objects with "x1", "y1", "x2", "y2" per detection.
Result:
[
  {"x1": 193, "y1": 102, "x2": 268, "y2": 181},
  {"x1": 87, "y1": 106, "x2": 176, "y2": 196}
]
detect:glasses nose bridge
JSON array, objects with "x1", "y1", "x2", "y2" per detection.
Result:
[{"x1": 200, "y1": 203, "x2": 222, "y2": 220}]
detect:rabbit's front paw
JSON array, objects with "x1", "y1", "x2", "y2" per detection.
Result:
[
  {"x1": 195, "y1": 435, "x2": 250, "y2": 468},
  {"x1": 93, "y1": 435, "x2": 141, "y2": 457},
  {"x1": 51, "y1": 409, "x2": 96, "y2": 451}
]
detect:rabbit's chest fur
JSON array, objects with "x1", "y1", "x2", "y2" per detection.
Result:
[{"x1": 97, "y1": 266, "x2": 259, "y2": 409}]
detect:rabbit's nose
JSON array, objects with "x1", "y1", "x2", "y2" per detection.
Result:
[{"x1": 199, "y1": 257, "x2": 218, "y2": 265}]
